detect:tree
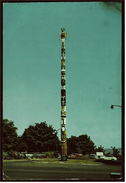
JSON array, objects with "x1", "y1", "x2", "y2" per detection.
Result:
[
  {"x1": 111, "y1": 146, "x2": 120, "y2": 159},
  {"x1": 95, "y1": 145, "x2": 105, "y2": 154},
  {"x1": 67, "y1": 136, "x2": 78, "y2": 154},
  {"x1": 103, "y1": 2, "x2": 122, "y2": 13},
  {"x1": 67, "y1": 134, "x2": 96, "y2": 155},
  {"x1": 3, "y1": 119, "x2": 19, "y2": 152},
  {"x1": 21, "y1": 121, "x2": 60, "y2": 152},
  {"x1": 17, "y1": 138, "x2": 28, "y2": 152}
]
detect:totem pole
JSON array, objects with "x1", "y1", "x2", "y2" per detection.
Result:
[{"x1": 59, "y1": 28, "x2": 67, "y2": 161}]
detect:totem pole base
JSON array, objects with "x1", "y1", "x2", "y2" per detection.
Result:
[{"x1": 61, "y1": 155, "x2": 67, "y2": 161}]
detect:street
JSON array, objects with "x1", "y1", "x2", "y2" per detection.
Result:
[{"x1": 3, "y1": 160, "x2": 122, "y2": 180}]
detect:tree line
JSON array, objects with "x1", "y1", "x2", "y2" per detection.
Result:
[{"x1": 2, "y1": 119, "x2": 120, "y2": 158}]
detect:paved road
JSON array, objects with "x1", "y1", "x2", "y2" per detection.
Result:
[{"x1": 3, "y1": 160, "x2": 122, "y2": 180}]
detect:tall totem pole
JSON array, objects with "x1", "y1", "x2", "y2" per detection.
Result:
[{"x1": 59, "y1": 28, "x2": 67, "y2": 161}]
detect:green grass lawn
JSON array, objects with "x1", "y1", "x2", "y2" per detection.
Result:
[
  {"x1": 65, "y1": 158, "x2": 101, "y2": 164},
  {"x1": 3, "y1": 158, "x2": 122, "y2": 180},
  {"x1": 33, "y1": 158, "x2": 101, "y2": 164},
  {"x1": 10, "y1": 158, "x2": 101, "y2": 164}
]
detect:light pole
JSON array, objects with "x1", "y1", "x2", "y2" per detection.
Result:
[{"x1": 110, "y1": 105, "x2": 122, "y2": 109}]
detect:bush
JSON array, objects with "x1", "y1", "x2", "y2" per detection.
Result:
[
  {"x1": 8, "y1": 150, "x2": 14, "y2": 158},
  {"x1": 33, "y1": 153, "x2": 38, "y2": 158},
  {"x1": 46, "y1": 152, "x2": 51, "y2": 158},
  {"x1": 54, "y1": 151, "x2": 59, "y2": 158},
  {"x1": 18, "y1": 153, "x2": 25, "y2": 159},
  {"x1": 33, "y1": 153, "x2": 46, "y2": 159},
  {"x1": 3, "y1": 152, "x2": 11, "y2": 159},
  {"x1": 45, "y1": 151, "x2": 59, "y2": 158},
  {"x1": 51, "y1": 152, "x2": 54, "y2": 158}
]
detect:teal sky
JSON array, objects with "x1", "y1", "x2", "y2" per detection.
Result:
[{"x1": 3, "y1": 2, "x2": 122, "y2": 148}]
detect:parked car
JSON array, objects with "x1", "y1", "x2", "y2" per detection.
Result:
[
  {"x1": 117, "y1": 155, "x2": 121, "y2": 160},
  {"x1": 99, "y1": 155, "x2": 117, "y2": 161},
  {"x1": 88, "y1": 154, "x2": 99, "y2": 159},
  {"x1": 58, "y1": 155, "x2": 61, "y2": 159},
  {"x1": 36, "y1": 153, "x2": 46, "y2": 158},
  {"x1": 68, "y1": 153, "x2": 83, "y2": 158},
  {"x1": 25, "y1": 153, "x2": 34, "y2": 158},
  {"x1": 70, "y1": 154, "x2": 77, "y2": 158}
]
